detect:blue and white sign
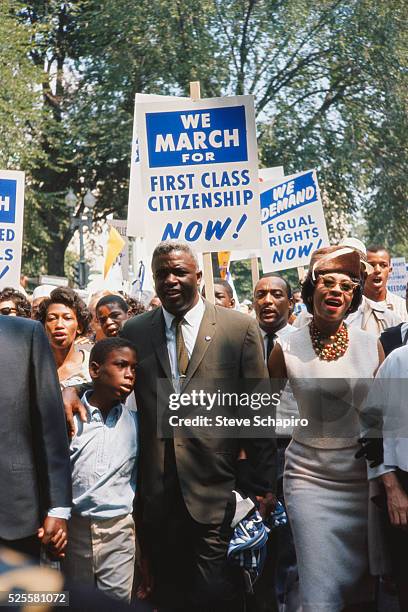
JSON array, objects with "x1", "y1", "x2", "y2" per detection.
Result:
[
  {"x1": 135, "y1": 95, "x2": 260, "y2": 253},
  {"x1": 145, "y1": 105, "x2": 247, "y2": 167},
  {"x1": 388, "y1": 257, "x2": 407, "y2": 298},
  {"x1": 127, "y1": 93, "x2": 188, "y2": 238},
  {"x1": 260, "y1": 169, "x2": 329, "y2": 272},
  {"x1": 0, "y1": 169, "x2": 25, "y2": 289}
]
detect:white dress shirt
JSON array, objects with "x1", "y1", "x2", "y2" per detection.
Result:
[
  {"x1": 162, "y1": 298, "x2": 205, "y2": 390},
  {"x1": 260, "y1": 323, "x2": 296, "y2": 363},
  {"x1": 364, "y1": 345, "x2": 408, "y2": 475},
  {"x1": 385, "y1": 290, "x2": 408, "y2": 322},
  {"x1": 262, "y1": 323, "x2": 299, "y2": 435}
]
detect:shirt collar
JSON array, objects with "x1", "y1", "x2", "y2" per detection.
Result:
[
  {"x1": 260, "y1": 323, "x2": 290, "y2": 339},
  {"x1": 364, "y1": 296, "x2": 388, "y2": 312},
  {"x1": 162, "y1": 297, "x2": 205, "y2": 331},
  {"x1": 82, "y1": 390, "x2": 123, "y2": 421}
]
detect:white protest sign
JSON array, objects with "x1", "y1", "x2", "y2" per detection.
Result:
[
  {"x1": 259, "y1": 166, "x2": 284, "y2": 183},
  {"x1": 127, "y1": 94, "x2": 188, "y2": 238},
  {"x1": 388, "y1": 257, "x2": 407, "y2": 297},
  {"x1": 230, "y1": 166, "x2": 285, "y2": 261},
  {"x1": 0, "y1": 170, "x2": 25, "y2": 289},
  {"x1": 260, "y1": 169, "x2": 329, "y2": 272},
  {"x1": 136, "y1": 95, "x2": 261, "y2": 253}
]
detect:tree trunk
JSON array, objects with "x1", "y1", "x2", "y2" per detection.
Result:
[{"x1": 45, "y1": 238, "x2": 67, "y2": 277}]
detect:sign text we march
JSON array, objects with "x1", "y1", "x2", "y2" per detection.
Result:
[
  {"x1": 0, "y1": 170, "x2": 24, "y2": 289},
  {"x1": 260, "y1": 169, "x2": 329, "y2": 273},
  {"x1": 135, "y1": 95, "x2": 261, "y2": 253}
]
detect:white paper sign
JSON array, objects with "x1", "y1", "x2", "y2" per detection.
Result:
[
  {"x1": 260, "y1": 169, "x2": 329, "y2": 272},
  {"x1": 0, "y1": 170, "x2": 25, "y2": 289},
  {"x1": 230, "y1": 166, "x2": 285, "y2": 261},
  {"x1": 127, "y1": 94, "x2": 188, "y2": 238},
  {"x1": 388, "y1": 257, "x2": 407, "y2": 297},
  {"x1": 135, "y1": 95, "x2": 261, "y2": 253}
]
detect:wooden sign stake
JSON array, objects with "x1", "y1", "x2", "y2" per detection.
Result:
[
  {"x1": 189, "y1": 81, "x2": 215, "y2": 304},
  {"x1": 250, "y1": 256, "x2": 259, "y2": 289}
]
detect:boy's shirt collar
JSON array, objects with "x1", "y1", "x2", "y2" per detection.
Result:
[{"x1": 82, "y1": 390, "x2": 123, "y2": 424}]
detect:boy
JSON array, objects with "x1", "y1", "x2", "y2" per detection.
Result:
[
  {"x1": 63, "y1": 337, "x2": 138, "y2": 602},
  {"x1": 96, "y1": 295, "x2": 131, "y2": 338}
]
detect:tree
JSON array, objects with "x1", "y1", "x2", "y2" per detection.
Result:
[
  {"x1": 0, "y1": 0, "x2": 43, "y2": 170},
  {"x1": 3, "y1": 0, "x2": 407, "y2": 276}
]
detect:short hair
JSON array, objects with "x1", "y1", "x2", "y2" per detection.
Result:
[
  {"x1": 0, "y1": 287, "x2": 31, "y2": 317},
  {"x1": 122, "y1": 294, "x2": 147, "y2": 317},
  {"x1": 36, "y1": 286, "x2": 92, "y2": 334},
  {"x1": 254, "y1": 274, "x2": 293, "y2": 299},
  {"x1": 213, "y1": 278, "x2": 233, "y2": 299},
  {"x1": 95, "y1": 294, "x2": 129, "y2": 314},
  {"x1": 151, "y1": 241, "x2": 199, "y2": 270},
  {"x1": 367, "y1": 244, "x2": 390, "y2": 260},
  {"x1": 90, "y1": 337, "x2": 137, "y2": 366}
]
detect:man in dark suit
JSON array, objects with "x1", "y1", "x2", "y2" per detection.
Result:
[
  {"x1": 380, "y1": 283, "x2": 408, "y2": 356},
  {"x1": 0, "y1": 315, "x2": 71, "y2": 559},
  {"x1": 126, "y1": 242, "x2": 276, "y2": 611}
]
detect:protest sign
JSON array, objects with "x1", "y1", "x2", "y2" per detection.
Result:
[
  {"x1": 0, "y1": 170, "x2": 25, "y2": 290},
  {"x1": 135, "y1": 95, "x2": 261, "y2": 253},
  {"x1": 127, "y1": 94, "x2": 188, "y2": 238},
  {"x1": 388, "y1": 257, "x2": 407, "y2": 297},
  {"x1": 260, "y1": 169, "x2": 329, "y2": 273},
  {"x1": 230, "y1": 165, "x2": 285, "y2": 262},
  {"x1": 259, "y1": 166, "x2": 284, "y2": 183}
]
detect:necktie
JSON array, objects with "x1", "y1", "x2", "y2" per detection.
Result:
[
  {"x1": 266, "y1": 333, "x2": 276, "y2": 361},
  {"x1": 175, "y1": 317, "x2": 189, "y2": 376}
]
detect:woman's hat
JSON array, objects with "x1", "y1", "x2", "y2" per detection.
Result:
[
  {"x1": 339, "y1": 237, "x2": 374, "y2": 275},
  {"x1": 311, "y1": 246, "x2": 362, "y2": 281}
]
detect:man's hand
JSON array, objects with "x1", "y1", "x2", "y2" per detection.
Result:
[
  {"x1": 136, "y1": 557, "x2": 153, "y2": 600},
  {"x1": 38, "y1": 517, "x2": 68, "y2": 558},
  {"x1": 62, "y1": 386, "x2": 87, "y2": 437},
  {"x1": 382, "y1": 472, "x2": 408, "y2": 528},
  {"x1": 256, "y1": 492, "x2": 277, "y2": 520}
]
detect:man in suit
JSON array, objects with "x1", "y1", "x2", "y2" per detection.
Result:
[
  {"x1": 65, "y1": 241, "x2": 276, "y2": 610},
  {"x1": 380, "y1": 283, "x2": 408, "y2": 356},
  {"x1": 0, "y1": 315, "x2": 71, "y2": 559},
  {"x1": 127, "y1": 242, "x2": 277, "y2": 611},
  {"x1": 252, "y1": 275, "x2": 300, "y2": 612}
]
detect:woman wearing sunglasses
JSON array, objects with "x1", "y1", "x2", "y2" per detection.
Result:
[
  {"x1": 268, "y1": 245, "x2": 384, "y2": 612},
  {"x1": 0, "y1": 286, "x2": 31, "y2": 317}
]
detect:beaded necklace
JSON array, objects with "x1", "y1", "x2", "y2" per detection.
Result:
[{"x1": 309, "y1": 319, "x2": 349, "y2": 361}]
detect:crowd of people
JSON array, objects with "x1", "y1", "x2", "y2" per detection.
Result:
[{"x1": 1, "y1": 239, "x2": 408, "y2": 612}]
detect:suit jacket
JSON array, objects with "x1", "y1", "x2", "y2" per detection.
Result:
[
  {"x1": 380, "y1": 323, "x2": 405, "y2": 357},
  {"x1": 122, "y1": 300, "x2": 277, "y2": 525},
  {"x1": 0, "y1": 316, "x2": 72, "y2": 540}
]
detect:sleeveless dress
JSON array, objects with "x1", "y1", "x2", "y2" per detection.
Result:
[{"x1": 279, "y1": 324, "x2": 379, "y2": 612}]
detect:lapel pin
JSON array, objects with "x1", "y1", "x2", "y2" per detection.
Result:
[{"x1": 205, "y1": 336, "x2": 211, "y2": 342}]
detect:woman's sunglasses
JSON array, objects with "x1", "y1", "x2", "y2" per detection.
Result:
[
  {"x1": 0, "y1": 306, "x2": 17, "y2": 315},
  {"x1": 317, "y1": 274, "x2": 359, "y2": 294}
]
